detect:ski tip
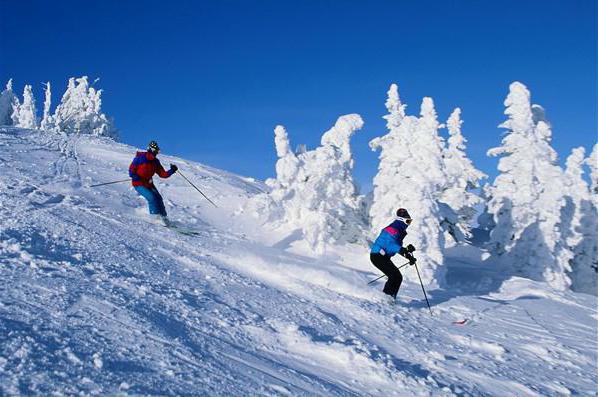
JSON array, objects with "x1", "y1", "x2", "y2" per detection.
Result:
[{"x1": 452, "y1": 319, "x2": 468, "y2": 325}]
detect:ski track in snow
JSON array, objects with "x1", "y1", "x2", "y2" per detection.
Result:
[{"x1": 0, "y1": 127, "x2": 596, "y2": 396}]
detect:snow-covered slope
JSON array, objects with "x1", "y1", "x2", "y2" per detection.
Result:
[{"x1": 1, "y1": 127, "x2": 596, "y2": 396}]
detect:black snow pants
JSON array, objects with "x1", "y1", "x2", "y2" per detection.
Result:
[{"x1": 370, "y1": 253, "x2": 403, "y2": 298}]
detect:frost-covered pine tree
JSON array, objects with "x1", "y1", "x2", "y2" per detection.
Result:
[
  {"x1": 246, "y1": 115, "x2": 366, "y2": 253},
  {"x1": 40, "y1": 82, "x2": 54, "y2": 131},
  {"x1": 13, "y1": 85, "x2": 38, "y2": 129},
  {"x1": 0, "y1": 79, "x2": 19, "y2": 126},
  {"x1": 369, "y1": 84, "x2": 409, "y2": 233},
  {"x1": 440, "y1": 108, "x2": 486, "y2": 241},
  {"x1": 587, "y1": 144, "x2": 598, "y2": 197},
  {"x1": 486, "y1": 82, "x2": 572, "y2": 290},
  {"x1": 369, "y1": 85, "x2": 446, "y2": 286},
  {"x1": 297, "y1": 115, "x2": 366, "y2": 251},
  {"x1": 563, "y1": 147, "x2": 598, "y2": 294},
  {"x1": 53, "y1": 76, "x2": 117, "y2": 139}
]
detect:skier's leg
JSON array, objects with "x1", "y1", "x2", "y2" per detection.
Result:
[
  {"x1": 151, "y1": 187, "x2": 167, "y2": 217},
  {"x1": 134, "y1": 186, "x2": 161, "y2": 215},
  {"x1": 370, "y1": 253, "x2": 402, "y2": 298},
  {"x1": 383, "y1": 264, "x2": 403, "y2": 298}
]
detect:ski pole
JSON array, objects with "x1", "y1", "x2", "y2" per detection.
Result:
[
  {"x1": 89, "y1": 179, "x2": 130, "y2": 188},
  {"x1": 413, "y1": 262, "x2": 433, "y2": 316},
  {"x1": 178, "y1": 171, "x2": 218, "y2": 208},
  {"x1": 367, "y1": 261, "x2": 410, "y2": 284},
  {"x1": 367, "y1": 274, "x2": 387, "y2": 285}
]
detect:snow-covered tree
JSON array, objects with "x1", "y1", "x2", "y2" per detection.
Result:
[
  {"x1": 486, "y1": 82, "x2": 572, "y2": 290},
  {"x1": 563, "y1": 147, "x2": 598, "y2": 294},
  {"x1": 246, "y1": 115, "x2": 366, "y2": 253},
  {"x1": 261, "y1": 125, "x2": 303, "y2": 217},
  {"x1": 12, "y1": 85, "x2": 38, "y2": 129},
  {"x1": 440, "y1": 108, "x2": 486, "y2": 241},
  {"x1": 369, "y1": 84, "x2": 410, "y2": 233},
  {"x1": 53, "y1": 76, "x2": 117, "y2": 139},
  {"x1": 587, "y1": 144, "x2": 598, "y2": 197},
  {"x1": 369, "y1": 85, "x2": 447, "y2": 286},
  {"x1": 0, "y1": 79, "x2": 19, "y2": 126},
  {"x1": 40, "y1": 82, "x2": 54, "y2": 131}
]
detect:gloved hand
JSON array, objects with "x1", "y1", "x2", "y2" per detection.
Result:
[
  {"x1": 399, "y1": 246, "x2": 409, "y2": 257},
  {"x1": 170, "y1": 164, "x2": 178, "y2": 173},
  {"x1": 405, "y1": 252, "x2": 417, "y2": 265},
  {"x1": 406, "y1": 244, "x2": 416, "y2": 253}
]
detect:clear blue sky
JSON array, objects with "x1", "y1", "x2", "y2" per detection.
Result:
[{"x1": 1, "y1": 0, "x2": 596, "y2": 190}]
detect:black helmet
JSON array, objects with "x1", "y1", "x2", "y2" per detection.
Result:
[
  {"x1": 148, "y1": 140, "x2": 160, "y2": 154},
  {"x1": 396, "y1": 208, "x2": 412, "y2": 224}
]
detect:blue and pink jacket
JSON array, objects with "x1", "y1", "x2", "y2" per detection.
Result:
[
  {"x1": 371, "y1": 219, "x2": 408, "y2": 256},
  {"x1": 129, "y1": 151, "x2": 174, "y2": 188}
]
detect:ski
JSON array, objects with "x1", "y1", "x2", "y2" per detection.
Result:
[
  {"x1": 452, "y1": 319, "x2": 469, "y2": 325},
  {"x1": 166, "y1": 224, "x2": 201, "y2": 236}
]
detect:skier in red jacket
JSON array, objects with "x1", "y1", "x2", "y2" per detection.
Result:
[{"x1": 129, "y1": 140, "x2": 177, "y2": 221}]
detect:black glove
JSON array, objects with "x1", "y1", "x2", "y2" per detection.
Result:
[
  {"x1": 170, "y1": 164, "x2": 178, "y2": 173},
  {"x1": 406, "y1": 244, "x2": 416, "y2": 253},
  {"x1": 405, "y1": 252, "x2": 417, "y2": 265},
  {"x1": 399, "y1": 246, "x2": 409, "y2": 257}
]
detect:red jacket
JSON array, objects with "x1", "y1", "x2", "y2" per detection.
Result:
[{"x1": 129, "y1": 151, "x2": 174, "y2": 187}]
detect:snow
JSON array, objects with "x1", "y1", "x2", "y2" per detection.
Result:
[{"x1": 1, "y1": 126, "x2": 596, "y2": 396}]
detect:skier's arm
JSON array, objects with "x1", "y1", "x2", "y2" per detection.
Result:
[
  {"x1": 399, "y1": 244, "x2": 417, "y2": 264},
  {"x1": 156, "y1": 159, "x2": 175, "y2": 178}
]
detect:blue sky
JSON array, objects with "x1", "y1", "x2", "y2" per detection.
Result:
[{"x1": 1, "y1": 0, "x2": 596, "y2": 190}]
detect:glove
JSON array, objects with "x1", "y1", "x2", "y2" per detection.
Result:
[
  {"x1": 405, "y1": 252, "x2": 417, "y2": 265},
  {"x1": 399, "y1": 246, "x2": 409, "y2": 257},
  {"x1": 406, "y1": 244, "x2": 416, "y2": 253},
  {"x1": 170, "y1": 164, "x2": 178, "y2": 173}
]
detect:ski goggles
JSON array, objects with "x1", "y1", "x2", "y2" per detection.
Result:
[{"x1": 397, "y1": 216, "x2": 412, "y2": 225}]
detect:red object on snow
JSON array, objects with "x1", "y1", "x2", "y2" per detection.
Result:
[{"x1": 452, "y1": 319, "x2": 468, "y2": 325}]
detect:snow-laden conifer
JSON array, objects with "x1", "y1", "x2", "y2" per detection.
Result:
[
  {"x1": 53, "y1": 77, "x2": 117, "y2": 139},
  {"x1": 563, "y1": 147, "x2": 598, "y2": 294},
  {"x1": 369, "y1": 84, "x2": 410, "y2": 233},
  {"x1": 41, "y1": 82, "x2": 54, "y2": 131},
  {"x1": 369, "y1": 86, "x2": 446, "y2": 285},
  {"x1": 440, "y1": 108, "x2": 486, "y2": 241},
  {"x1": 486, "y1": 82, "x2": 572, "y2": 290},
  {"x1": 246, "y1": 115, "x2": 366, "y2": 253},
  {"x1": 587, "y1": 144, "x2": 598, "y2": 197},
  {"x1": 0, "y1": 79, "x2": 19, "y2": 126},
  {"x1": 13, "y1": 85, "x2": 38, "y2": 129}
]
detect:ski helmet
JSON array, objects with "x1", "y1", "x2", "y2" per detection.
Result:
[
  {"x1": 396, "y1": 208, "x2": 412, "y2": 224},
  {"x1": 148, "y1": 140, "x2": 160, "y2": 154}
]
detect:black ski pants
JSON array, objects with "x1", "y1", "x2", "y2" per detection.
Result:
[{"x1": 370, "y1": 253, "x2": 403, "y2": 298}]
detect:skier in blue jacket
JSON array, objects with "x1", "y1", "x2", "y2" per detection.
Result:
[{"x1": 370, "y1": 208, "x2": 416, "y2": 300}]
